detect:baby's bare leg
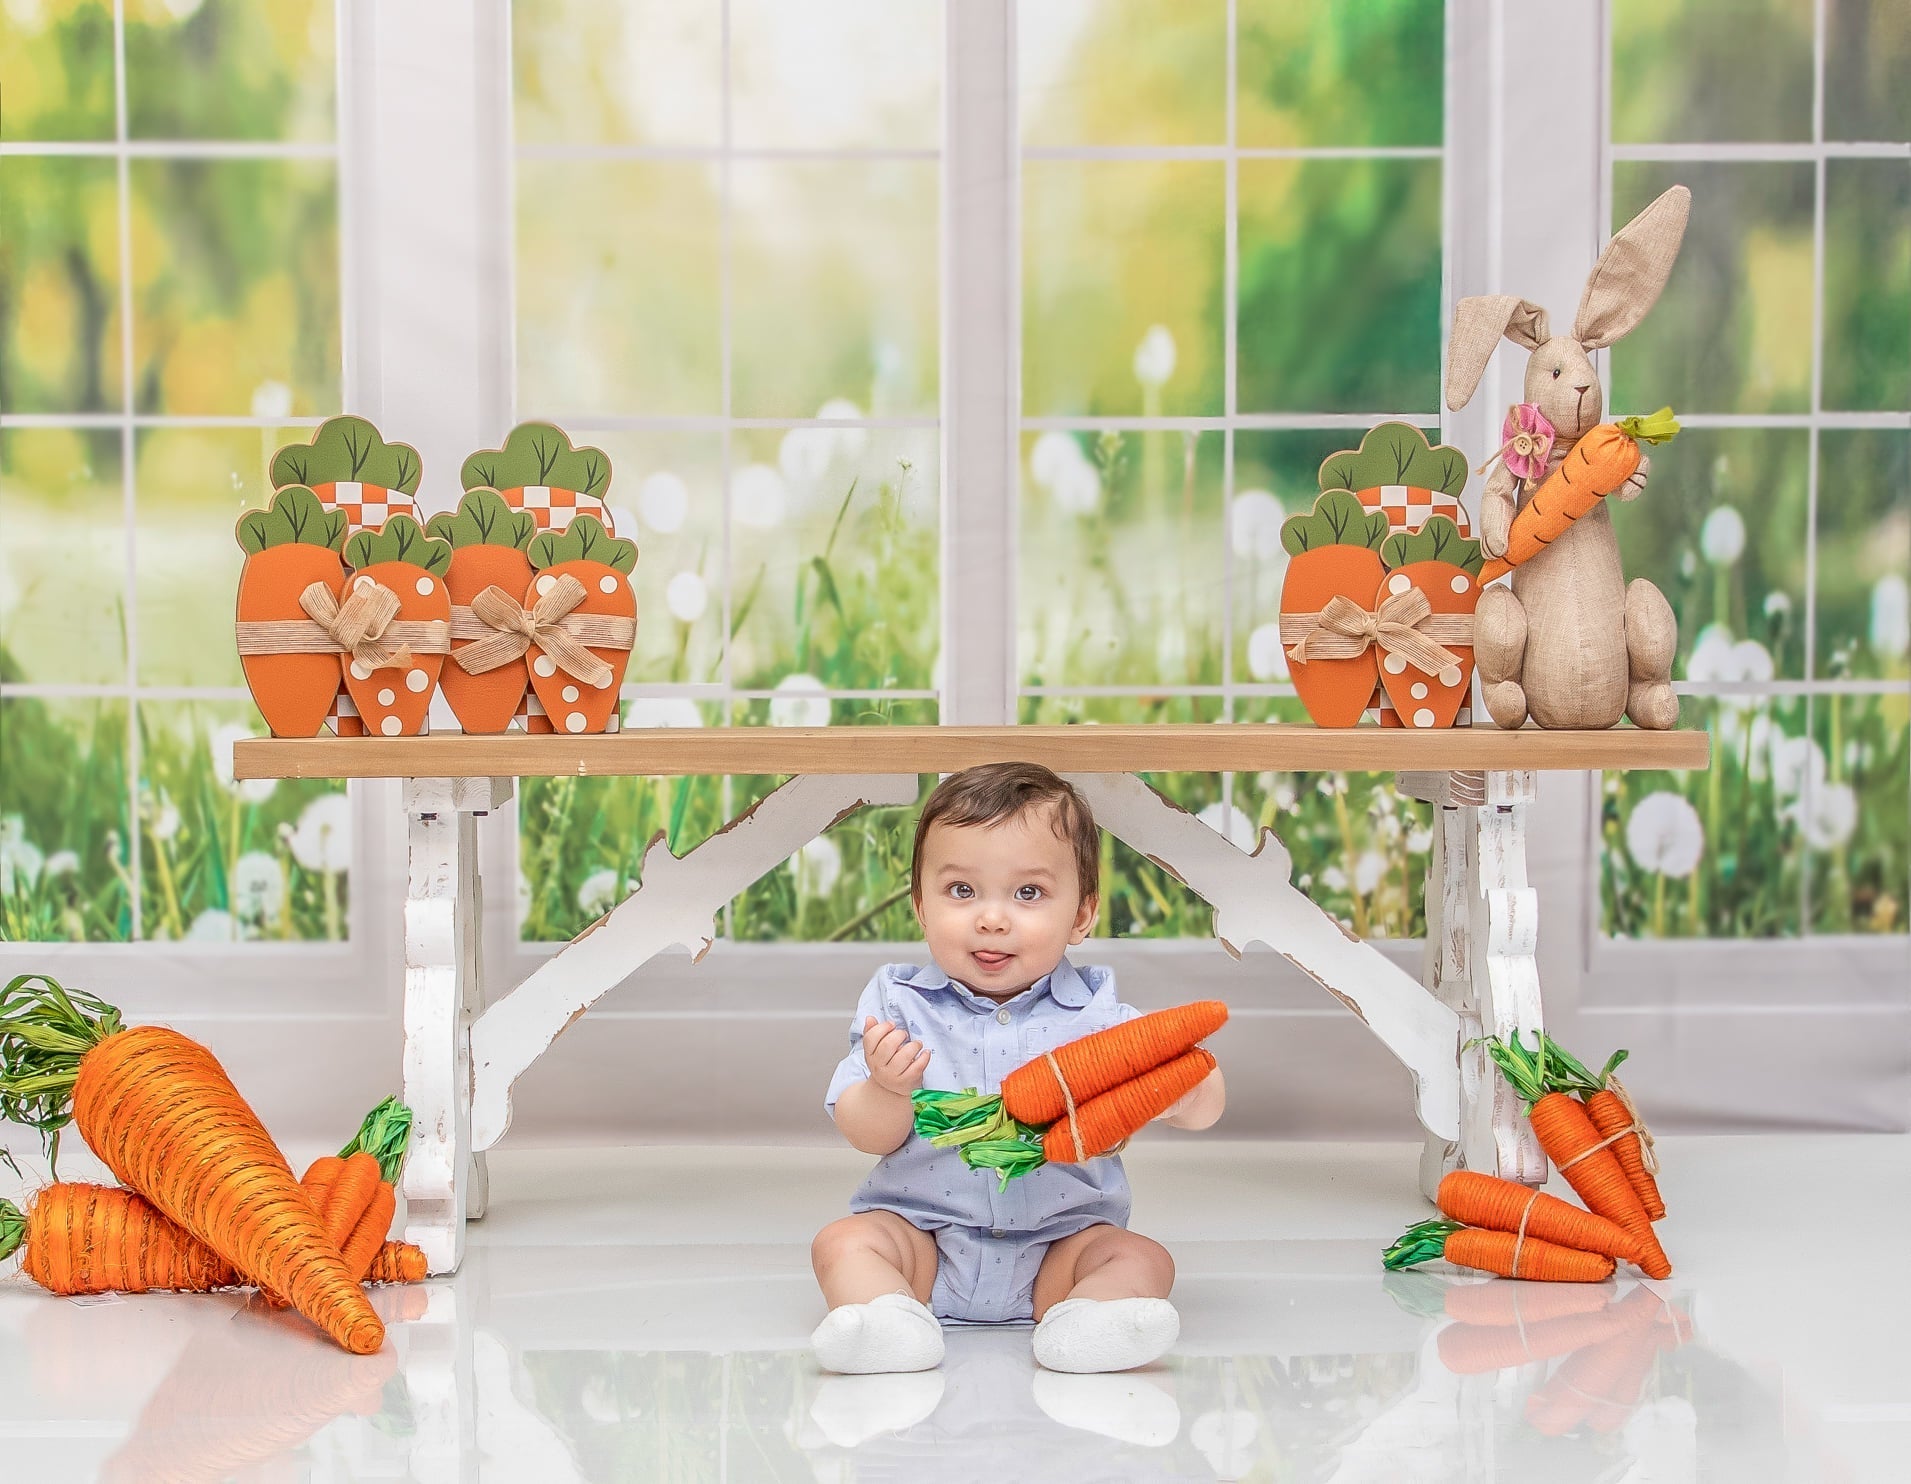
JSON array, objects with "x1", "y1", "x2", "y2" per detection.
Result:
[
  {"x1": 812, "y1": 1211, "x2": 938, "y2": 1309},
  {"x1": 1032, "y1": 1225, "x2": 1174, "y2": 1318}
]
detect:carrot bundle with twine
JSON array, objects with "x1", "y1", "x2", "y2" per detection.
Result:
[
  {"x1": 1478, "y1": 408, "x2": 1680, "y2": 584},
  {"x1": 0, "y1": 973, "x2": 384, "y2": 1353},
  {"x1": 265, "y1": 1095, "x2": 412, "y2": 1308},
  {"x1": 1383, "y1": 1218, "x2": 1616, "y2": 1283},
  {"x1": 911, "y1": 1003, "x2": 1227, "y2": 1189},
  {"x1": 1436, "y1": 1170, "x2": 1644, "y2": 1267},
  {"x1": 1538, "y1": 1036, "x2": 1666, "y2": 1221},
  {"x1": 1484, "y1": 1032, "x2": 1671, "y2": 1280}
]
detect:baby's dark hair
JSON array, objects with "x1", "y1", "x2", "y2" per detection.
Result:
[{"x1": 910, "y1": 762, "x2": 1100, "y2": 906}]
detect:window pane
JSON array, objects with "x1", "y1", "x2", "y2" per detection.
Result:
[
  {"x1": 135, "y1": 698, "x2": 350, "y2": 942},
  {"x1": 1020, "y1": 0, "x2": 1226, "y2": 148},
  {"x1": 728, "y1": 698, "x2": 939, "y2": 945},
  {"x1": 1015, "y1": 695, "x2": 1224, "y2": 940},
  {"x1": 1809, "y1": 692, "x2": 1909, "y2": 934},
  {"x1": 1823, "y1": 159, "x2": 1911, "y2": 414},
  {"x1": 1610, "y1": 0, "x2": 1812, "y2": 144},
  {"x1": 727, "y1": 428, "x2": 938, "y2": 691},
  {"x1": 1237, "y1": 0, "x2": 1443, "y2": 149},
  {"x1": 513, "y1": 0, "x2": 722, "y2": 149},
  {"x1": 595, "y1": 431, "x2": 727, "y2": 687},
  {"x1": 1018, "y1": 429, "x2": 1223, "y2": 689},
  {"x1": 1610, "y1": 162, "x2": 1814, "y2": 417},
  {"x1": 1231, "y1": 696, "x2": 1432, "y2": 939},
  {"x1": 1601, "y1": 698, "x2": 1807, "y2": 938},
  {"x1": 0, "y1": 0, "x2": 114, "y2": 142},
  {"x1": 130, "y1": 160, "x2": 339, "y2": 416},
  {"x1": 730, "y1": 161, "x2": 938, "y2": 420},
  {"x1": 0, "y1": 696, "x2": 129, "y2": 942},
  {"x1": 1610, "y1": 427, "x2": 1809, "y2": 683},
  {"x1": 1816, "y1": 429, "x2": 1910, "y2": 682},
  {"x1": 1238, "y1": 158, "x2": 1442, "y2": 412},
  {"x1": 1826, "y1": 0, "x2": 1911, "y2": 143},
  {"x1": 731, "y1": 0, "x2": 940, "y2": 151},
  {"x1": 0, "y1": 156, "x2": 122, "y2": 413},
  {"x1": 125, "y1": 0, "x2": 335, "y2": 142},
  {"x1": 0, "y1": 429, "x2": 125, "y2": 686},
  {"x1": 515, "y1": 160, "x2": 721, "y2": 419},
  {"x1": 517, "y1": 700, "x2": 730, "y2": 942},
  {"x1": 1023, "y1": 160, "x2": 1224, "y2": 417},
  {"x1": 135, "y1": 426, "x2": 294, "y2": 687}
]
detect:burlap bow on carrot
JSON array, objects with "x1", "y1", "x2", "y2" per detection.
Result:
[
  {"x1": 233, "y1": 581, "x2": 450, "y2": 671},
  {"x1": 1280, "y1": 589, "x2": 1471, "y2": 676},
  {"x1": 448, "y1": 575, "x2": 635, "y2": 690}
]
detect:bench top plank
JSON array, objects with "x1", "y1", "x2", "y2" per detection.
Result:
[{"x1": 234, "y1": 724, "x2": 1709, "y2": 780}]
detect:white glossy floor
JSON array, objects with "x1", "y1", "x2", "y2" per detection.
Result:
[{"x1": 3, "y1": 1134, "x2": 1904, "y2": 1482}]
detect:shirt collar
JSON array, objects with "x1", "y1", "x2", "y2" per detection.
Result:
[{"x1": 897, "y1": 954, "x2": 1093, "y2": 1010}]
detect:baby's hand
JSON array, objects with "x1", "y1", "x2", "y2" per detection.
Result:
[{"x1": 863, "y1": 1016, "x2": 931, "y2": 1097}]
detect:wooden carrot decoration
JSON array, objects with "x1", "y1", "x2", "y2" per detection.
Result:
[
  {"x1": 1540, "y1": 1035, "x2": 1666, "y2": 1220},
  {"x1": 338, "y1": 516, "x2": 453, "y2": 738},
  {"x1": 234, "y1": 486, "x2": 350, "y2": 738},
  {"x1": 427, "y1": 489, "x2": 541, "y2": 734},
  {"x1": 1376, "y1": 517, "x2": 1482, "y2": 729},
  {"x1": 1384, "y1": 1218, "x2": 1616, "y2": 1283},
  {"x1": 1278, "y1": 491, "x2": 1393, "y2": 727},
  {"x1": 1436, "y1": 1171, "x2": 1644, "y2": 1267},
  {"x1": 0, "y1": 973, "x2": 384, "y2": 1353},
  {"x1": 522, "y1": 515, "x2": 639, "y2": 735},
  {"x1": 1485, "y1": 1034, "x2": 1672, "y2": 1279},
  {"x1": 1479, "y1": 408, "x2": 1680, "y2": 583}
]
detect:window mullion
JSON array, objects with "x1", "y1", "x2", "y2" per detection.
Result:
[{"x1": 940, "y1": 0, "x2": 1018, "y2": 726}]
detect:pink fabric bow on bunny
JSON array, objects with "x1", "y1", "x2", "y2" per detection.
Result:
[{"x1": 1477, "y1": 403, "x2": 1556, "y2": 482}]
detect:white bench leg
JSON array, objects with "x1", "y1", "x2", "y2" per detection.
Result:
[
  {"x1": 402, "y1": 776, "x2": 510, "y2": 1275},
  {"x1": 1468, "y1": 770, "x2": 1548, "y2": 1185}
]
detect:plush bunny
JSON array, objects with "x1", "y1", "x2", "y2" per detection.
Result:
[{"x1": 1445, "y1": 185, "x2": 1691, "y2": 730}]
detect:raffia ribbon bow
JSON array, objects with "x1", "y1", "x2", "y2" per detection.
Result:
[
  {"x1": 450, "y1": 575, "x2": 630, "y2": 690},
  {"x1": 299, "y1": 581, "x2": 419, "y2": 671},
  {"x1": 1281, "y1": 589, "x2": 1469, "y2": 677}
]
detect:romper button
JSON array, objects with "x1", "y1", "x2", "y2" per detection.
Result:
[
  {"x1": 991, "y1": 1230, "x2": 1005, "y2": 1239},
  {"x1": 996, "y1": 1008, "x2": 1011, "y2": 1024}
]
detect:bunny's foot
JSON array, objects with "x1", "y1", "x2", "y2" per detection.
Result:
[
  {"x1": 1474, "y1": 585, "x2": 1529, "y2": 730},
  {"x1": 1624, "y1": 578, "x2": 1680, "y2": 730}
]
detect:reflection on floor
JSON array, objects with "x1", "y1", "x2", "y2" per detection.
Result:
[{"x1": 1, "y1": 1136, "x2": 1900, "y2": 1481}]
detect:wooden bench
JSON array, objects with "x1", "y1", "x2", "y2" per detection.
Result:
[{"x1": 236, "y1": 724, "x2": 1709, "y2": 1274}]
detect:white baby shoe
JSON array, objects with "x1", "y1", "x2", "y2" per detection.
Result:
[
  {"x1": 1032, "y1": 1296, "x2": 1179, "y2": 1374},
  {"x1": 811, "y1": 1291, "x2": 945, "y2": 1374}
]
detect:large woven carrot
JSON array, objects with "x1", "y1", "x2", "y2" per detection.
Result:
[
  {"x1": 1539, "y1": 1036, "x2": 1667, "y2": 1221},
  {"x1": 1001, "y1": 1001, "x2": 1229, "y2": 1125},
  {"x1": 0, "y1": 974, "x2": 383, "y2": 1353},
  {"x1": 1478, "y1": 408, "x2": 1679, "y2": 583},
  {"x1": 1384, "y1": 1218, "x2": 1614, "y2": 1282},
  {"x1": 1436, "y1": 1171, "x2": 1644, "y2": 1267},
  {"x1": 1042, "y1": 1048, "x2": 1216, "y2": 1164},
  {"x1": 1486, "y1": 1034, "x2": 1671, "y2": 1280}
]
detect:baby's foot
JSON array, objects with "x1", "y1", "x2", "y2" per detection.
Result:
[
  {"x1": 811, "y1": 1292, "x2": 944, "y2": 1374},
  {"x1": 1032, "y1": 1296, "x2": 1179, "y2": 1374}
]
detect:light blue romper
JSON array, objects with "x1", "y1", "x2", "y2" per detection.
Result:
[{"x1": 824, "y1": 956, "x2": 1143, "y2": 1324}]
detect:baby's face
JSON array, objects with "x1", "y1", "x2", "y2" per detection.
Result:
[{"x1": 913, "y1": 804, "x2": 1097, "y2": 1000}]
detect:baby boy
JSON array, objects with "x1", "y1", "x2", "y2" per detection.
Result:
[{"x1": 810, "y1": 761, "x2": 1226, "y2": 1375}]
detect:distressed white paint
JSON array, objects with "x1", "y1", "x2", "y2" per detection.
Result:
[
  {"x1": 1417, "y1": 799, "x2": 1480, "y2": 1199},
  {"x1": 401, "y1": 776, "x2": 509, "y2": 1274},
  {"x1": 1468, "y1": 769, "x2": 1548, "y2": 1184},
  {"x1": 1064, "y1": 773, "x2": 1461, "y2": 1144},
  {"x1": 469, "y1": 773, "x2": 921, "y2": 1152}
]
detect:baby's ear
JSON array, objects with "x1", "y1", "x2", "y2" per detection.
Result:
[{"x1": 1072, "y1": 892, "x2": 1100, "y2": 941}]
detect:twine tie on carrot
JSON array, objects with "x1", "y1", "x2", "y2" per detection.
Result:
[
  {"x1": 1281, "y1": 589, "x2": 1472, "y2": 675},
  {"x1": 1044, "y1": 1049, "x2": 1087, "y2": 1164},
  {"x1": 1553, "y1": 1125, "x2": 1633, "y2": 1172},
  {"x1": 450, "y1": 576, "x2": 634, "y2": 688},
  {"x1": 233, "y1": 582, "x2": 450, "y2": 670},
  {"x1": 1605, "y1": 1074, "x2": 1659, "y2": 1175},
  {"x1": 1510, "y1": 1190, "x2": 1538, "y2": 1279}
]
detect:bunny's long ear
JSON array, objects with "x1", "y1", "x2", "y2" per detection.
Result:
[
  {"x1": 1445, "y1": 295, "x2": 1550, "y2": 410},
  {"x1": 1575, "y1": 184, "x2": 1691, "y2": 350}
]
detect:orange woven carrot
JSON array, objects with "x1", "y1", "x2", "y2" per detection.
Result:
[
  {"x1": 1478, "y1": 409, "x2": 1679, "y2": 583},
  {"x1": 1384, "y1": 1219, "x2": 1615, "y2": 1283},
  {"x1": 1001, "y1": 1001, "x2": 1229, "y2": 1125},
  {"x1": 1042, "y1": 1047, "x2": 1217, "y2": 1165},
  {"x1": 1539, "y1": 1037, "x2": 1667, "y2": 1221},
  {"x1": 1436, "y1": 1171, "x2": 1644, "y2": 1266},
  {"x1": 1487, "y1": 1036, "x2": 1671, "y2": 1279},
  {"x1": 0, "y1": 974, "x2": 383, "y2": 1353},
  {"x1": 368, "y1": 1241, "x2": 428, "y2": 1284}
]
